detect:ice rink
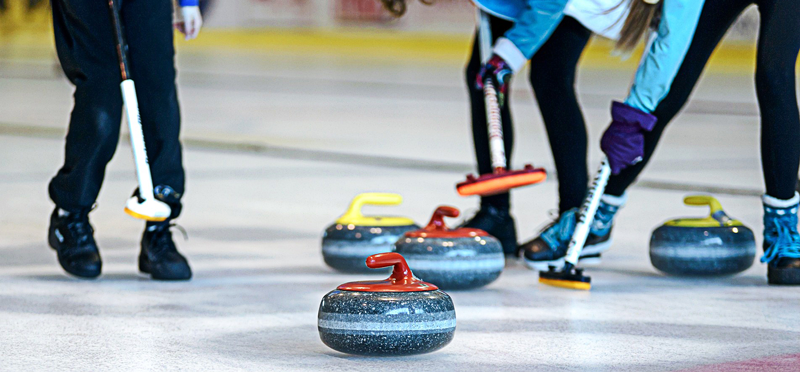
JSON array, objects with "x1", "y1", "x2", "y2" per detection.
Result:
[{"x1": 1, "y1": 28, "x2": 799, "y2": 371}]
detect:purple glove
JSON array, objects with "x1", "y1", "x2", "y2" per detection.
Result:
[
  {"x1": 600, "y1": 101, "x2": 658, "y2": 175},
  {"x1": 477, "y1": 54, "x2": 513, "y2": 106}
]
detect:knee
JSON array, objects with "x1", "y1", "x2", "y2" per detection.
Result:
[
  {"x1": 529, "y1": 66, "x2": 573, "y2": 96},
  {"x1": 73, "y1": 79, "x2": 123, "y2": 150}
]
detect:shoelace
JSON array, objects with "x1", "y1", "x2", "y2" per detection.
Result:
[
  {"x1": 593, "y1": 204, "x2": 617, "y2": 232},
  {"x1": 64, "y1": 212, "x2": 93, "y2": 246},
  {"x1": 761, "y1": 217, "x2": 800, "y2": 263},
  {"x1": 541, "y1": 210, "x2": 576, "y2": 251},
  {"x1": 148, "y1": 224, "x2": 187, "y2": 258}
]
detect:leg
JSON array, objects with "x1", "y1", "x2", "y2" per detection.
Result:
[
  {"x1": 463, "y1": 16, "x2": 519, "y2": 255},
  {"x1": 121, "y1": 0, "x2": 191, "y2": 280},
  {"x1": 604, "y1": 0, "x2": 751, "y2": 196},
  {"x1": 755, "y1": 0, "x2": 800, "y2": 200},
  {"x1": 49, "y1": 0, "x2": 124, "y2": 211},
  {"x1": 528, "y1": 16, "x2": 592, "y2": 213},
  {"x1": 521, "y1": 19, "x2": 620, "y2": 268},
  {"x1": 466, "y1": 15, "x2": 515, "y2": 210},
  {"x1": 755, "y1": 0, "x2": 800, "y2": 285},
  {"x1": 123, "y1": 0, "x2": 185, "y2": 218},
  {"x1": 47, "y1": 0, "x2": 122, "y2": 278}
]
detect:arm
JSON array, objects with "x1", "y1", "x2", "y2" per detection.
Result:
[
  {"x1": 174, "y1": 0, "x2": 203, "y2": 40},
  {"x1": 624, "y1": 0, "x2": 705, "y2": 113},
  {"x1": 492, "y1": 0, "x2": 569, "y2": 72}
]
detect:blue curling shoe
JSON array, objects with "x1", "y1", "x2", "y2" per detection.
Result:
[{"x1": 762, "y1": 193, "x2": 800, "y2": 285}]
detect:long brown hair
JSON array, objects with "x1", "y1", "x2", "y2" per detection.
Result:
[
  {"x1": 380, "y1": 0, "x2": 433, "y2": 17},
  {"x1": 615, "y1": 0, "x2": 663, "y2": 52}
]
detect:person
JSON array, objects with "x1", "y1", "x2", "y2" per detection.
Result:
[
  {"x1": 599, "y1": 0, "x2": 800, "y2": 285},
  {"x1": 458, "y1": 0, "x2": 704, "y2": 271},
  {"x1": 47, "y1": 0, "x2": 203, "y2": 280}
]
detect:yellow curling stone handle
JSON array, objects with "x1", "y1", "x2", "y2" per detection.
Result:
[
  {"x1": 665, "y1": 195, "x2": 742, "y2": 227},
  {"x1": 336, "y1": 193, "x2": 416, "y2": 227},
  {"x1": 684, "y1": 195, "x2": 724, "y2": 214}
]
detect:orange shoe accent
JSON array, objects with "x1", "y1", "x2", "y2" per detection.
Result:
[{"x1": 124, "y1": 207, "x2": 168, "y2": 222}]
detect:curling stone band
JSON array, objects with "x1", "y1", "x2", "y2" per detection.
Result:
[
  {"x1": 318, "y1": 253, "x2": 456, "y2": 356},
  {"x1": 318, "y1": 291, "x2": 456, "y2": 355},
  {"x1": 650, "y1": 196, "x2": 756, "y2": 276},
  {"x1": 396, "y1": 206, "x2": 505, "y2": 290},
  {"x1": 322, "y1": 193, "x2": 419, "y2": 273}
]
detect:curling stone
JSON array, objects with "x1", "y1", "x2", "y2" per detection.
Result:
[
  {"x1": 322, "y1": 193, "x2": 419, "y2": 273},
  {"x1": 650, "y1": 195, "x2": 756, "y2": 276},
  {"x1": 318, "y1": 252, "x2": 456, "y2": 356},
  {"x1": 395, "y1": 206, "x2": 504, "y2": 290}
]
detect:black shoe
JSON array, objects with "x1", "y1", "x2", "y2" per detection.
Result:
[
  {"x1": 140, "y1": 223, "x2": 192, "y2": 281},
  {"x1": 48, "y1": 208, "x2": 102, "y2": 278},
  {"x1": 459, "y1": 205, "x2": 518, "y2": 256}
]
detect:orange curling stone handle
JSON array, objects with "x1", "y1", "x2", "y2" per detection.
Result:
[
  {"x1": 337, "y1": 253, "x2": 439, "y2": 292},
  {"x1": 405, "y1": 206, "x2": 490, "y2": 238}
]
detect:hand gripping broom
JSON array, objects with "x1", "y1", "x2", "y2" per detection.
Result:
[{"x1": 456, "y1": 9, "x2": 547, "y2": 197}]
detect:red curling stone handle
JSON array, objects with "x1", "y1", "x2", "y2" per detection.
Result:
[
  {"x1": 366, "y1": 252, "x2": 414, "y2": 284},
  {"x1": 424, "y1": 206, "x2": 460, "y2": 232}
]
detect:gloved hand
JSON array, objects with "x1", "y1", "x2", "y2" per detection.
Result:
[
  {"x1": 476, "y1": 54, "x2": 513, "y2": 106},
  {"x1": 600, "y1": 101, "x2": 658, "y2": 175},
  {"x1": 175, "y1": 5, "x2": 203, "y2": 40}
]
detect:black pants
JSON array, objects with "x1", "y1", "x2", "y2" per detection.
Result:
[
  {"x1": 605, "y1": 0, "x2": 800, "y2": 200},
  {"x1": 49, "y1": 0, "x2": 184, "y2": 214},
  {"x1": 466, "y1": 16, "x2": 592, "y2": 213}
]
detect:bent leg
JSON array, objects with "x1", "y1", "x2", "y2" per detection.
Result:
[
  {"x1": 529, "y1": 16, "x2": 592, "y2": 213},
  {"x1": 604, "y1": 0, "x2": 751, "y2": 196}
]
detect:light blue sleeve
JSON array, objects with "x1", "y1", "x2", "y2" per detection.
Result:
[
  {"x1": 503, "y1": 0, "x2": 570, "y2": 59},
  {"x1": 624, "y1": 0, "x2": 706, "y2": 113}
]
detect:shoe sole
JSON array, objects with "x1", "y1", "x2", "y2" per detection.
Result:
[
  {"x1": 523, "y1": 241, "x2": 612, "y2": 271},
  {"x1": 768, "y1": 266, "x2": 800, "y2": 285},
  {"x1": 139, "y1": 256, "x2": 192, "y2": 281}
]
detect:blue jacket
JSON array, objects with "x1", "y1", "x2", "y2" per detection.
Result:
[
  {"x1": 473, "y1": 0, "x2": 568, "y2": 72},
  {"x1": 473, "y1": 0, "x2": 705, "y2": 114}
]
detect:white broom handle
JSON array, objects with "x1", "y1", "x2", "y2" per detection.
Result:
[
  {"x1": 478, "y1": 9, "x2": 507, "y2": 171},
  {"x1": 564, "y1": 158, "x2": 611, "y2": 266},
  {"x1": 121, "y1": 79, "x2": 156, "y2": 201}
]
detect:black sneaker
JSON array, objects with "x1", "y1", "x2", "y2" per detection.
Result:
[
  {"x1": 48, "y1": 208, "x2": 102, "y2": 278},
  {"x1": 140, "y1": 223, "x2": 192, "y2": 281},
  {"x1": 459, "y1": 205, "x2": 518, "y2": 256}
]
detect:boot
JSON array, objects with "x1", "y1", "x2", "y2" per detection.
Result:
[
  {"x1": 459, "y1": 204, "x2": 518, "y2": 256},
  {"x1": 48, "y1": 207, "x2": 102, "y2": 278},
  {"x1": 140, "y1": 222, "x2": 192, "y2": 281}
]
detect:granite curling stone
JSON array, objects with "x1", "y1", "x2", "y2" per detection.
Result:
[
  {"x1": 395, "y1": 206, "x2": 505, "y2": 290},
  {"x1": 322, "y1": 193, "x2": 419, "y2": 273},
  {"x1": 650, "y1": 195, "x2": 756, "y2": 276},
  {"x1": 318, "y1": 252, "x2": 456, "y2": 356}
]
